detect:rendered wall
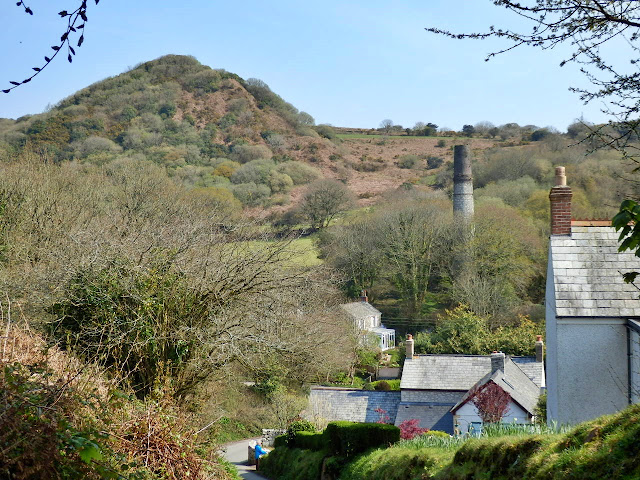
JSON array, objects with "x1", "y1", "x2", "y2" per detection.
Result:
[
  {"x1": 555, "y1": 318, "x2": 628, "y2": 424},
  {"x1": 454, "y1": 401, "x2": 529, "y2": 434}
]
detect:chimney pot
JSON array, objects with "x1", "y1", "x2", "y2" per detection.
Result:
[
  {"x1": 406, "y1": 334, "x2": 414, "y2": 360},
  {"x1": 490, "y1": 352, "x2": 505, "y2": 373},
  {"x1": 535, "y1": 336, "x2": 544, "y2": 363},
  {"x1": 360, "y1": 290, "x2": 368, "y2": 303},
  {"x1": 555, "y1": 166, "x2": 567, "y2": 186}
]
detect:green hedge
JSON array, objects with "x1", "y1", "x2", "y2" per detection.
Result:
[
  {"x1": 325, "y1": 421, "x2": 400, "y2": 457},
  {"x1": 273, "y1": 434, "x2": 288, "y2": 449},
  {"x1": 258, "y1": 446, "x2": 325, "y2": 480},
  {"x1": 290, "y1": 431, "x2": 328, "y2": 451}
]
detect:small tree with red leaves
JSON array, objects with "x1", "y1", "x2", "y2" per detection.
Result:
[
  {"x1": 471, "y1": 381, "x2": 511, "y2": 424},
  {"x1": 398, "y1": 419, "x2": 429, "y2": 440},
  {"x1": 374, "y1": 407, "x2": 390, "y2": 424}
]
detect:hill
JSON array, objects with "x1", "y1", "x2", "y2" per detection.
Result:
[{"x1": 0, "y1": 54, "x2": 505, "y2": 217}]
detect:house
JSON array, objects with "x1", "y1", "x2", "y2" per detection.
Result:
[
  {"x1": 397, "y1": 335, "x2": 545, "y2": 434},
  {"x1": 340, "y1": 292, "x2": 396, "y2": 351},
  {"x1": 546, "y1": 167, "x2": 640, "y2": 425}
]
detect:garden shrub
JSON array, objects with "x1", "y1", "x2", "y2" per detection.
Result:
[
  {"x1": 259, "y1": 446, "x2": 325, "y2": 480},
  {"x1": 274, "y1": 434, "x2": 288, "y2": 449},
  {"x1": 286, "y1": 420, "x2": 316, "y2": 444},
  {"x1": 289, "y1": 431, "x2": 328, "y2": 451},
  {"x1": 325, "y1": 421, "x2": 400, "y2": 457},
  {"x1": 374, "y1": 380, "x2": 391, "y2": 391}
]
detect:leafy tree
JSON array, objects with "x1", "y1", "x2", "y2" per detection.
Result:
[
  {"x1": 299, "y1": 179, "x2": 354, "y2": 230},
  {"x1": 462, "y1": 124, "x2": 475, "y2": 137},
  {"x1": 471, "y1": 382, "x2": 511, "y2": 424}
]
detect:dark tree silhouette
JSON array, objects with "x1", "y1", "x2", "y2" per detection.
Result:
[{"x1": 3, "y1": 0, "x2": 99, "y2": 94}]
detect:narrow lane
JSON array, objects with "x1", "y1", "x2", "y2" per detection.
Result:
[{"x1": 223, "y1": 438, "x2": 269, "y2": 480}]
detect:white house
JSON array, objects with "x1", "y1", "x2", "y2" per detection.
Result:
[
  {"x1": 546, "y1": 166, "x2": 640, "y2": 425},
  {"x1": 340, "y1": 292, "x2": 396, "y2": 351}
]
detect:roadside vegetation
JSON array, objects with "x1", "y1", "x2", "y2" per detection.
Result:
[{"x1": 262, "y1": 404, "x2": 640, "y2": 480}]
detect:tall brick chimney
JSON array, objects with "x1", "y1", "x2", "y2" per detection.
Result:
[
  {"x1": 359, "y1": 290, "x2": 368, "y2": 303},
  {"x1": 453, "y1": 145, "x2": 474, "y2": 222},
  {"x1": 549, "y1": 166, "x2": 572, "y2": 235}
]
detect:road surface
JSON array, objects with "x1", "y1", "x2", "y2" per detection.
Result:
[{"x1": 223, "y1": 438, "x2": 269, "y2": 480}]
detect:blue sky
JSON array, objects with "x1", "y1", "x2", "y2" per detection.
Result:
[{"x1": 0, "y1": 0, "x2": 623, "y2": 131}]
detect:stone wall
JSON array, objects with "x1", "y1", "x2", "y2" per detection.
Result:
[
  {"x1": 306, "y1": 387, "x2": 401, "y2": 424},
  {"x1": 261, "y1": 428, "x2": 286, "y2": 447}
]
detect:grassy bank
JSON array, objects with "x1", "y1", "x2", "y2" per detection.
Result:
[{"x1": 262, "y1": 403, "x2": 640, "y2": 480}]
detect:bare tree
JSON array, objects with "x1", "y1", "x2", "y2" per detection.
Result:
[
  {"x1": 379, "y1": 119, "x2": 394, "y2": 135},
  {"x1": 299, "y1": 179, "x2": 354, "y2": 230}
]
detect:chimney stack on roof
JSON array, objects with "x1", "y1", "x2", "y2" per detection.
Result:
[
  {"x1": 491, "y1": 351, "x2": 506, "y2": 373},
  {"x1": 453, "y1": 145, "x2": 474, "y2": 222},
  {"x1": 535, "y1": 335, "x2": 544, "y2": 363},
  {"x1": 406, "y1": 334, "x2": 414, "y2": 360},
  {"x1": 359, "y1": 290, "x2": 368, "y2": 303},
  {"x1": 549, "y1": 166, "x2": 572, "y2": 235}
]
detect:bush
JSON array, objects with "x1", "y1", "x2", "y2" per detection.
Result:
[
  {"x1": 436, "y1": 139, "x2": 447, "y2": 148},
  {"x1": 273, "y1": 434, "x2": 288, "y2": 449},
  {"x1": 426, "y1": 156, "x2": 444, "y2": 169},
  {"x1": 398, "y1": 419, "x2": 429, "y2": 440},
  {"x1": 230, "y1": 159, "x2": 275, "y2": 185},
  {"x1": 231, "y1": 182, "x2": 271, "y2": 206},
  {"x1": 289, "y1": 431, "x2": 328, "y2": 451},
  {"x1": 325, "y1": 421, "x2": 400, "y2": 457},
  {"x1": 259, "y1": 446, "x2": 325, "y2": 480},
  {"x1": 286, "y1": 420, "x2": 316, "y2": 444},
  {"x1": 231, "y1": 144, "x2": 272, "y2": 163},
  {"x1": 397, "y1": 155, "x2": 418, "y2": 169},
  {"x1": 276, "y1": 161, "x2": 321, "y2": 185},
  {"x1": 374, "y1": 380, "x2": 391, "y2": 391}
]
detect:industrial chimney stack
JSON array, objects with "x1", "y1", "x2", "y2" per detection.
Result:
[{"x1": 453, "y1": 145, "x2": 474, "y2": 222}]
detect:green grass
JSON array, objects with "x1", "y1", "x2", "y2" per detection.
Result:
[
  {"x1": 336, "y1": 133, "x2": 440, "y2": 139},
  {"x1": 241, "y1": 237, "x2": 323, "y2": 267}
]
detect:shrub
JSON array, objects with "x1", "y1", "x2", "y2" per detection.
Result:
[
  {"x1": 286, "y1": 419, "x2": 316, "y2": 444},
  {"x1": 231, "y1": 182, "x2": 271, "y2": 206},
  {"x1": 289, "y1": 431, "x2": 328, "y2": 451},
  {"x1": 325, "y1": 421, "x2": 400, "y2": 457},
  {"x1": 316, "y1": 124, "x2": 337, "y2": 140},
  {"x1": 397, "y1": 155, "x2": 418, "y2": 169},
  {"x1": 231, "y1": 144, "x2": 272, "y2": 163},
  {"x1": 230, "y1": 159, "x2": 275, "y2": 185},
  {"x1": 273, "y1": 434, "x2": 288, "y2": 449},
  {"x1": 398, "y1": 419, "x2": 429, "y2": 440},
  {"x1": 276, "y1": 161, "x2": 321, "y2": 185},
  {"x1": 426, "y1": 156, "x2": 444, "y2": 169},
  {"x1": 436, "y1": 139, "x2": 447, "y2": 148},
  {"x1": 374, "y1": 380, "x2": 391, "y2": 391}
]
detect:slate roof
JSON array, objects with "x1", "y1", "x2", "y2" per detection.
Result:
[
  {"x1": 511, "y1": 356, "x2": 546, "y2": 389},
  {"x1": 401, "y1": 354, "x2": 545, "y2": 391},
  {"x1": 401, "y1": 355, "x2": 491, "y2": 391},
  {"x1": 340, "y1": 301, "x2": 381, "y2": 319},
  {"x1": 550, "y1": 225, "x2": 640, "y2": 318},
  {"x1": 451, "y1": 360, "x2": 541, "y2": 416},
  {"x1": 394, "y1": 404, "x2": 456, "y2": 434}
]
